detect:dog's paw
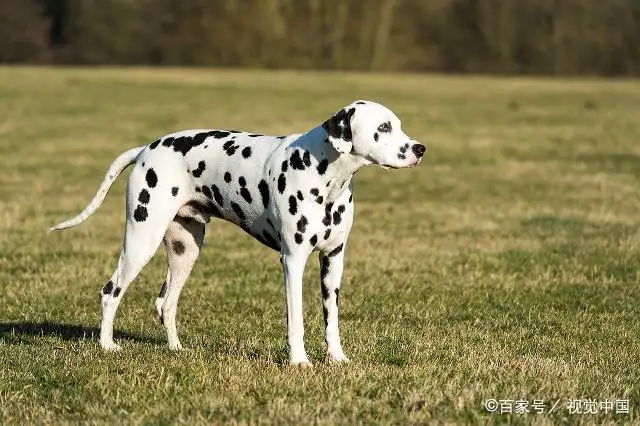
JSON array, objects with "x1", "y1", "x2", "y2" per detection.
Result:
[
  {"x1": 327, "y1": 353, "x2": 351, "y2": 364},
  {"x1": 168, "y1": 342, "x2": 184, "y2": 351},
  {"x1": 101, "y1": 342, "x2": 122, "y2": 352},
  {"x1": 290, "y1": 359, "x2": 313, "y2": 368}
]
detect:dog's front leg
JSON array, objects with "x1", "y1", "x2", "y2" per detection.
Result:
[
  {"x1": 281, "y1": 252, "x2": 312, "y2": 367},
  {"x1": 320, "y1": 244, "x2": 349, "y2": 363}
]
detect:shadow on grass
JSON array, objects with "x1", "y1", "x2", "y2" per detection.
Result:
[{"x1": 0, "y1": 321, "x2": 162, "y2": 345}]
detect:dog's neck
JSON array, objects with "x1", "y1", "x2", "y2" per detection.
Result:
[{"x1": 294, "y1": 125, "x2": 371, "y2": 202}]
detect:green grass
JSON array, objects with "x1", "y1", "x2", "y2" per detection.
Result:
[{"x1": 1, "y1": 67, "x2": 639, "y2": 425}]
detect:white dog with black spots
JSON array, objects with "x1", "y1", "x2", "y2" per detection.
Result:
[{"x1": 52, "y1": 100, "x2": 426, "y2": 366}]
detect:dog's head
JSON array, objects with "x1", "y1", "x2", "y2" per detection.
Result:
[{"x1": 322, "y1": 100, "x2": 425, "y2": 169}]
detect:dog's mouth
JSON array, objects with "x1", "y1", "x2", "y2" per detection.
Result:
[{"x1": 380, "y1": 159, "x2": 421, "y2": 170}]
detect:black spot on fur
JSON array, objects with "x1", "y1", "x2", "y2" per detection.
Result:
[
  {"x1": 316, "y1": 196, "x2": 324, "y2": 204},
  {"x1": 141, "y1": 162, "x2": 145, "y2": 167},
  {"x1": 224, "y1": 172, "x2": 232, "y2": 183},
  {"x1": 231, "y1": 202, "x2": 245, "y2": 220},
  {"x1": 288, "y1": 196, "x2": 297, "y2": 215},
  {"x1": 262, "y1": 231, "x2": 280, "y2": 251},
  {"x1": 253, "y1": 231, "x2": 268, "y2": 246},
  {"x1": 145, "y1": 169, "x2": 158, "y2": 188},
  {"x1": 278, "y1": 174, "x2": 286, "y2": 194},
  {"x1": 172, "y1": 240, "x2": 185, "y2": 255},
  {"x1": 162, "y1": 137, "x2": 173, "y2": 147},
  {"x1": 133, "y1": 205, "x2": 148, "y2": 222},
  {"x1": 192, "y1": 161, "x2": 206, "y2": 178},
  {"x1": 195, "y1": 186, "x2": 201, "y2": 193},
  {"x1": 222, "y1": 140, "x2": 239, "y2": 156},
  {"x1": 303, "y1": 151, "x2": 311, "y2": 167},
  {"x1": 333, "y1": 211, "x2": 342, "y2": 225},
  {"x1": 281, "y1": 160, "x2": 288, "y2": 172},
  {"x1": 356, "y1": 101, "x2": 366, "y2": 105},
  {"x1": 238, "y1": 176, "x2": 246, "y2": 186},
  {"x1": 248, "y1": 134, "x2": 261, "y2": 138},
  {"x1": 149, "y1": 139, "x2": 161, "y2": 149},
  {"x1": 297, "y1": 215, "x2": 308, "y2": 233},
  {"x1": 192, "y1": 132, "x2": 209, "y2": 145},
  {"x1": 294, "y1": 233, "x2": 303, "y2": 244},
  {"x1": 290, "y1": 150, "x2": 305, "y2": 170},
  {"x1": 258, "y1": 180, "x2": 270, "y2": 208},
  {"x1": 203, "y1": 201, "x2": 224, "y2": 218},
  {"x1": 297, "y1": 190, "x2": 304, "y2": 201},
  {"x1": 113, "y1": 287, "x2": 121, "y2": 297},
  {"x1": 398, "y1": 153, "x2": 406, "y2": 160},
  {"x1": 335, "y1": 288, "x2": 340, "y2": 306},
  {"x1": 138, "y1": 189, "x2": 150, "y2": 204},
  {"x1": 322, "y1": 107, "x2": 355, "y2": 142},
  {"x1": 310, "y1": 188, "x2": 319, "y2": 196},
  {"x1": 400, "y1": 145, "x2": 407, "y2": 153},
  {"x1": 374, "y1": 132, "x2": 379, "y2": 142},
  {"x1": 322, "y1": 209, "x2": 332, "y2": 226},
  {"x1": 324, "y1": 229, "x2": 331, "y2": 240},
  {"x1": 240, "y1": 187, "x2": 252, "y2": 203},
  {"x1": 168, "y1": 132, "x2": 209, "y2": 156},
  {"x1": 171, "y1": 187, "x2": 179, "y2": 196},
  {"x1": 317, "y1": 159, "x2": 329, "y2": 175},
  {"x1": 338, "y1": 205, "x2": 345, "y2": 213},
  {"x1": 102, "y1": 280, "x2": 114, "y2": 295},
  {"x1": 211, "y1": 185, "x2": 223, "y2": 206},
  {"x1": 349, "y1": 193, "x2": 353, "y2": 203},
  {"x1": 320, "y1": 257, "x2": 330, "y2": 285},
  {"x1": 209, "y1": 130, "x2": 230, "y2": 139},
  {"x1": 201, "y1": 185, "x2": 212, "y2": 199},
  {"x1": 310, "y1": 235, "x2": 318, "y2": 246},
  {"x1": 328, "y1": 244, "x2": 343, "y2": 257},
  {"x1": 158, "y1": 281, "x2": 167, "y2": 298},
  {"x1": 241, "y1": 147, "x2": 252, "y2": 158}
]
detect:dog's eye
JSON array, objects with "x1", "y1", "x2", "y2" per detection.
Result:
[{"x1": 377, "y1": 122, "x2": 391, "y2": 133}]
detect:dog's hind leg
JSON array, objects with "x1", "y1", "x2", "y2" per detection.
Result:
[
  {"x1": 99, "y1": 164, "x2": 185, "y2": 351},
  {"x1": 158, "y1": 216, "x2": 205, "y2": 350},
  {"x1": 100, "y1": 232, "x2": 166, "y2": 351}
]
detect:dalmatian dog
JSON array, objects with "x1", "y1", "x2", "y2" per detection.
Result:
[{"x1": 51, "y1": 100, "x2": 426, "y2": 366}]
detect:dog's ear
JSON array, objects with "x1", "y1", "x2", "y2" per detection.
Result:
[{"x1": 322, "y1": 107, "x2": 356, "y2": 154}]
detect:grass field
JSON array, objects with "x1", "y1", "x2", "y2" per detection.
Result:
[{"x1": 0, "y1": 67, "x2": 639, "y2": 425}]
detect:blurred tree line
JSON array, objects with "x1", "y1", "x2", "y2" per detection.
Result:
[{"x1": 1, "y1": 0, "x2": 639, "y2": 75}]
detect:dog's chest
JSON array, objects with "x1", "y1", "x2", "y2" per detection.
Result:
[{"x1": 268, "y1": 169, "x2": 355, "y2": 251}]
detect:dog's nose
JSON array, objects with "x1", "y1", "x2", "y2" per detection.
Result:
[{"x1": 412, "y1": 143, "x2": 426, "y2": 158}]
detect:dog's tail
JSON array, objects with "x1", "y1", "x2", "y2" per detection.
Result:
[{"x1": 50, "y1": 146, "x2": 146, "y2": 232}]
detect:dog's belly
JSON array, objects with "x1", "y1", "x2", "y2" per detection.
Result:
[{"x1": 177, "y1": 198, "x2": 281, "y2": 252}]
